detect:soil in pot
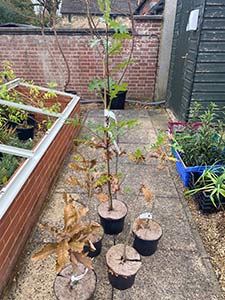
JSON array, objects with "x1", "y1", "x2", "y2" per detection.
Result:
[
  {"x1": 106, "y1": 244, "x2": 142, "y2": 290},
  {"x1": 98, "y1": 200, "x2": 127, "y2": 235},
  {"x1": 133, "y1": 218, "x2": 162, "y2": 256},
  {"x1": 54, "y1": 264, "x2": 97, "y2": 300},
  {"x1": 83, "y1": 224, "x2": 104, "y2": 258}
]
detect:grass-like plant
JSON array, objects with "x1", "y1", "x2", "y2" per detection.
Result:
[{"x1": 186, "y1": 167, "x2": 225, "y2": 210}]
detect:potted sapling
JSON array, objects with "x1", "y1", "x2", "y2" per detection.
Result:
[
  {"x1": 132, "y1": 185, "x2": 162, "y2": 256},
  {"x1": 69, "y1": 112, "x2": 137, "y2": 235},
  {"x1": 86, "y1": 0, "x2": 136, "y2": 109},
  {"x1": 32, "y1": 193, "x2": 100, "y2": 300},
  {"x1": 105, "y1": 185, "x2": 154, "y2": 290}
]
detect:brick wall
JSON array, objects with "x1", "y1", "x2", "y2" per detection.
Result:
[
  {"x1": 0, "y1": 17, "x2": 162, "y2": 100},
  {"x1": 0, "y1": 100, "x2": 80, "y2": 295}
]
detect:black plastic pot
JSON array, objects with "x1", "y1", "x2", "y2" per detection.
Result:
[
  {"x1": 16, "y1": 126, "x2": 34, "y2": 140},
  {"x1": 132, "y1": 218, "x2": 162, "y2": 256},
  {"x1": 102, "y1": 90, "x2": 127, "y2": 110},
  {"x1": 189, "y1": 172, "x2": 225, "y2": 213},
  {"x1": 108, "y1": 272, "x2": 136, "y2": 290},
  {"x1": 27, "y1": 114, "x2": 36, "y2": 127},
  {"x1": 99, "y1": 214, "x2": 126, "y2": 235},
  {"x1": 84, "y1": 237, "x2": 103, "y2": 258},
  {"x1": 7, "y1": 121, "x2": 18, "y2": 129},
  {"x1": 106, "y1": 244, "x2": 141, "y2": 290},
  {"x1": 133, "y1": 234, "x2": 159, "y2": 256}
]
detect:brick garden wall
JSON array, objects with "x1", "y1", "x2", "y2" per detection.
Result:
[
  {"x1": 0, "y1": 17, "x2": 162, "y2": 100},
  {"x1": 0, "y1": 101, "x2": 80, "y2": 295}
]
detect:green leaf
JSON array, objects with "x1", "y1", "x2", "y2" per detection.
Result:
[{"x1": 90, "y1": 38, "x2": 101, "y2": 48}]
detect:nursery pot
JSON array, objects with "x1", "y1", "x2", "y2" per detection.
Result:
[
  {"x1": 83, "y1": 224, "x2": 104, "y2": 258},
  {"x1": 54, "y1": 264, "x2": 97, "y2": 300},
  {"x1": 106, "y1": 244, "x2": 142, "y2": 290},
  {"x1": 132, "y1": 217, "x2": 162, "y2": 256},
  {"x1": 102, "y1": 90, "x2": 127, "y2": 110},
  {"x1": 98, "y1": 200, "x2": 127, "y2": 235},
  {"x1": 27, "y1": 113, "x2": 36, "y2": 127},
  {"x1": 16, "y1": 126, "x2": 34, "y2": 140}
]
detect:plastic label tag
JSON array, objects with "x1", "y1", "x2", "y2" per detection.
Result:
[
  {"x1": 139, "y1": 212, "x2": 152, "y2": 220},
  {"x1": 104, "y1": 109, "x2": 117, "y2": 123},
  {"x1": 71, "y1": 267, "x2": 88, "y2": 283}
]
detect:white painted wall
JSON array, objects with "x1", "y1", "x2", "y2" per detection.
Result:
[{"x1": 155, "y1": 0, "x2": 178, "y2": 100}]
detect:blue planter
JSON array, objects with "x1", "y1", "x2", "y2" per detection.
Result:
[{"x1": 174, "y1": 150, "x2": 223, "y2": 187}]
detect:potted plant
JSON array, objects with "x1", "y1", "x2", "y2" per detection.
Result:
[
  {"x1": 132, "y1": 185, "x2": 162, "y2": 256},
  {"x1": 68, "y1": 119, "x2": 133, "y2": 235},
  {"x1": 32, "y1": 193, "x2": 100, "y2": 300},
  {"x1": 86, "y1": 0, "x2": 135, "y2": 110},
  {"x1": 170, "y1": 103, "x2": 225, "y2": 187},
  {"x1": 186, "y1": 168, "x2": 225, "y2": 213}
]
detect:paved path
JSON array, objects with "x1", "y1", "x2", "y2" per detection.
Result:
[{"x1": 3, "y1": 109, "x2": 224, "y2": 300}]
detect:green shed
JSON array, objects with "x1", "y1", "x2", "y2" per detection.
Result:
[{"x1": 167, "y1": 0, "x2": 225, "y2": 121}]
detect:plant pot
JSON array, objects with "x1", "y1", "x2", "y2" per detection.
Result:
[
  {"x1": 106, "y1": 244, "x2": 141, "y2": 290},
  {"x1": 98, "y1": 200, "x2": 127, "y2": 235},
  {"x1": 189, "y1": 173, "x2": 225, "y2": 213},
  {"x1": 132, "y1": 217, "x2": 162, "y2": 256},
  {"x1": 7, "y1": 121, "x2": 18, "y2": 129},
  {"x1": 102, "y1": 90, "x2": 127, "y2": 110},
  {"x1": 27, "y1": 113, "x2": 36, "y2": 127},
  {"x1": 16, "y1": 126, "x2": 34, "y2": 140},
  {"x1": 54, "y1": 264, "x2": 97, "y2": 300},
  {"x1": 83, "y1": 224, "x2": 104, "y2": 258},
  {"x1": 174, "y1": 149, "x2": 223, "y2": 187}
]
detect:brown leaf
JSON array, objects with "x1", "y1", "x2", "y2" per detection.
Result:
[
  {"x1": 88, "y1": 240, "x2": 96, "y2": 251},
  {"x1": 74, "y1": 252, "x2": 93, "y2": 270},
  {"x1": 31, "y1": 243, "x2": 57, "y2": 262},
  {"x1": 97, "y1": 192, "x2": 109, "y2": 203},
  {"x1": 68, "y1": 163, "x2": 85, "y2": 171},
  {"x1": 90, "y1": 159, "x2": 97, "y2": 169},
  {"x1": 64, "y1": 203, "x2": 78, "y2": 230},
  {"x1": 77, "y1": 207, "x2": 89, "y2": 219},
  {"x1": 67, "y1": 176, "x2": 82, "y2": 186},
  {"x1": 70, "y1": 252, "x2": 78, "y2": 269},
  {"x1": 141, "y1": 185, "x2": 153, "y2": 203},
  {"x1": 69, "y1": 241, "x2": 85, "y2": 253},
  {"x1": 56, "y1": 240, "x2": 70, "y2": 273}
]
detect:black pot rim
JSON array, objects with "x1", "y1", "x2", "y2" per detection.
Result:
[{"x1": 132, "y1": 217, "x2": 163, "y2": 242}]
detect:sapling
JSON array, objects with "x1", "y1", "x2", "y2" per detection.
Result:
[{"x1": 32, "y1": 193, "x2": 100, "y2": 288}]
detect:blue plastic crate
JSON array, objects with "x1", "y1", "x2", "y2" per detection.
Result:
[{"x1": 174, "y1": 150, "x2": 223, "y2": 187}]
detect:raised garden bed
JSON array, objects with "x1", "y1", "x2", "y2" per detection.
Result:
[{"x1": 0, "y1": 79, "x2": 80, "y2": 294}]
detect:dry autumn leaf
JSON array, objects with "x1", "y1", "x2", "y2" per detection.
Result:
[
  {"x1": 56, "y1": 240, "x2": 70, "y2": 273},
  {"x1": 68, "y1": 163, "x2": 86, "y2": 171},
  {"x1": 97, "y1": 192, "x2": 109, "y2": 203},
  {"x1": 141, "y1": 185, "x2": 153, "y2": 203},
  {"x1": 67, "y1": 176, "x2": 82, "y2": 186}
]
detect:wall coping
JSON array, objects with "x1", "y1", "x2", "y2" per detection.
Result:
[{"x1": 0, "y1": 17, "x2": 163, "y2": 35}]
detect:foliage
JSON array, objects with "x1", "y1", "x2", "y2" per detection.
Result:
[
  {"x1": 0, "y1": 0, "x2": 36, "y2": 25},
  {"x1": 0, "y1": 154, "x2": 19, "y2": 188},
  {"x1": 0, "y1": 62, "x2": 61, "y2": 130},
  {"x1": 32, "y1": 193, "x2": 100, "y2": 276},
  {"x1": 86, "y1": 0, "x2": 135, "y2": 107},
  {"x1": 173, "y1": 103, "x2": 225, "y2": 166},
  {"x1": 186, "y1": 168, "x2": 225, "y2": 210}
]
